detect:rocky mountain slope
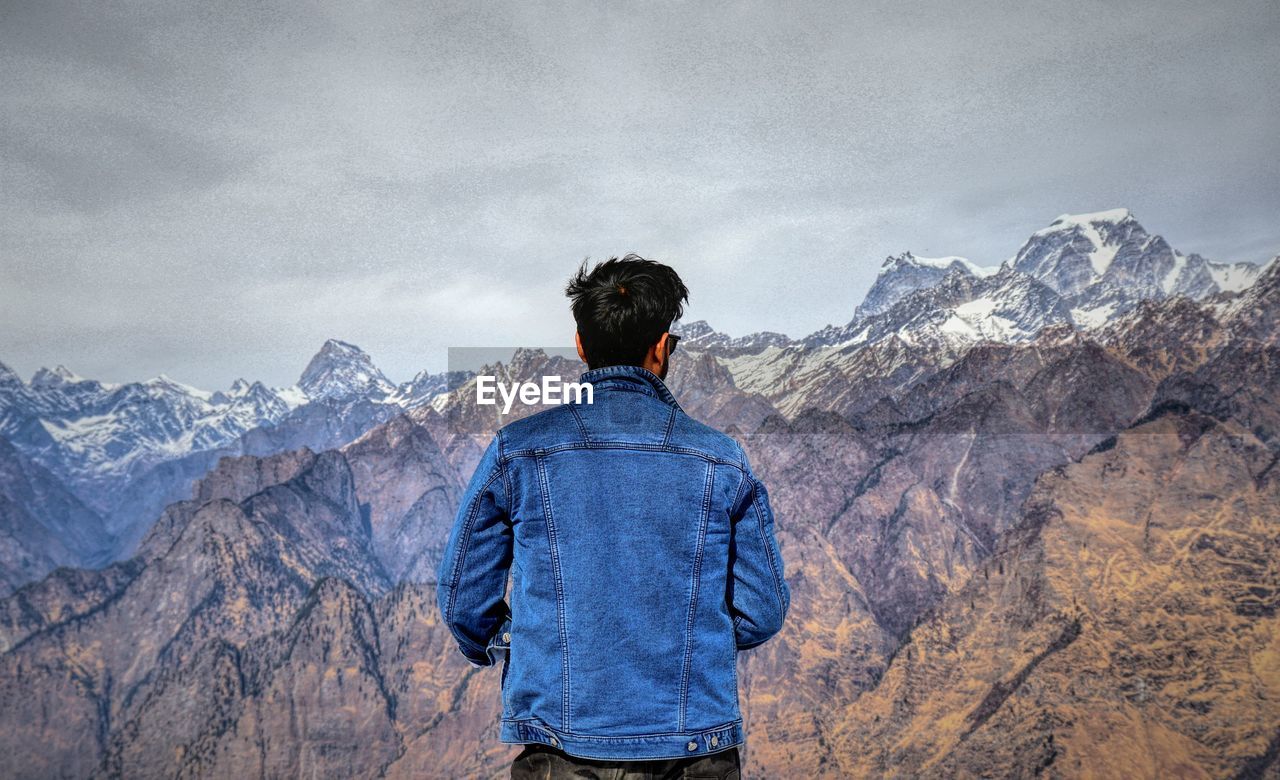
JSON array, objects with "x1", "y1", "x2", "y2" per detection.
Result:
[
  {"x1": 0, "y1": 211, "x2": 1263, "y2": 592},
  {"x1": 828, "y1": 411, "x2": 1280, "y2": 778},
  {"x1": 0, "y1": 210, "x2": 1275, "y2": 777},
  {"x1": 854, "y1": 251, "x2": 998, "y2": 320},
  {"x1": 0, "y1": 341, "x2": 471, "y2": 589},
  {"x1": 0, "y1": 436, "x2": 111, "y2": 594}
]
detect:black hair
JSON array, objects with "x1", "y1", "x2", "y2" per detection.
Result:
[{"x1": 565, "y1": 253, "x2": 689, "y2": 369}]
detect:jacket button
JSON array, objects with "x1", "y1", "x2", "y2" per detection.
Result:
[
  {"x1": 687, "y1": 741, "x2": 698, "y2": 751},
  {"x1": 711, "y1": 736, "x2": 719, "y2": 747},
  {"x1": 502, "y1": 632, "x2": 511, "y2": 643}
]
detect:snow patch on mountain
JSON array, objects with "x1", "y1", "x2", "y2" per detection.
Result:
[
  {"x1": 1160, "y1": 252, "x2": 1189, "y2": 295},
  {"x1": 29, "y1": 365, "x2": 87, "y2": 388},
  {"x1": 273, "y1": 385, "x2": 311, "y2": 410},
  {"x1": 854, "y1": 252, "x2": 1000, "y2": 321},
  {"x1": 1032, "y1": 210, "x2": 1130, "y2": 275},
  {"x1": 887, "y1": 253, "x2": 997, "y2": 277},
  {"x1": 1208, "y1": 256, "x2": 1275, "y2": 292},
  {"x1": 670, "y1": 320, "x2": 794, "y2": 356},
  {"x1": 298, "y1": 339, "x2": 396, "y2": 401},
  {"x1": 1011, "y1": 208, "x2": 1268, "y2": 319},
  {"x1": 144, "y1": 373, "x2": 215, "y2": 402},
  {"x1": 0, "y1": 339, "x2": 412, "y2": 519},
  {"x1": 1041, "y1": 207, "x2": 1134, "y2": 230},
  {"x1": 1071, "y1": 302, "x2": 1121, "y2": 329}
]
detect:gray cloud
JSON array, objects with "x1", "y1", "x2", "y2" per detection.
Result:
[{"x1": 2, "y1": 0, "x2": 1277, "y2": 388}]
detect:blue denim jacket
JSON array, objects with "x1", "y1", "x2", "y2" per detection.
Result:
[{"x1": 435, "y1": 363, "x2": 790, "y2": 760}]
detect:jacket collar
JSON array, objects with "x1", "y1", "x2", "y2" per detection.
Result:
[{"x1": 579, "y1": 364, "x2": 682, "y2": 411}]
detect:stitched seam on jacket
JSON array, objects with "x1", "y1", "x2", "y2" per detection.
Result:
[
  {"x1": 442, "y1": 465, "x2": 503, "y2": 657},
  {"x1": 680, "y1": 460, "x2": 715, "y2": 731},
  {"x1": 661, "y1": 406, "x2": 677, "y2": 447},
  {"x1": 534, "y1": 454, "x2": 571, "y2": 731},
  {"x1": 502, "y1": 717, "x2": 743, "y2": 740},
  {"x1": 727, "y1": 466, "x2": 750, "y2": 644},
  {"x1": 503, "y1": 441, "x2": 742, "y2": 467},
  {"x1": 591, "y1": 382, "x2": 656, "y2": 399},
  {"x1": 567, "y1": 402, "x2": 591, "y2": 443},
  {"x1": 730, "y1": 624, "x2": 740, "y2": 718},
  {"x1": 729, "y1": 465, "x2": 750, "y2": 512},
  {"x1": 750, "y1": 479, "x2": 787, "y2": 616},
  {"x1": 496, "y1": 429, "x2": 513, "y2": 512},
  {"x1": 578, "y1": 365, "x2": 682, "y2": 407}
]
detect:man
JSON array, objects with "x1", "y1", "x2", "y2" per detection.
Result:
[{"x1": 436, "y1": 254, "x2": 790, "y2": 779}]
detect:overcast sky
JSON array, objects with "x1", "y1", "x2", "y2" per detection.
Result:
[{"x1": 2, "y1": 0, "x2": 1278, "y2": 389}]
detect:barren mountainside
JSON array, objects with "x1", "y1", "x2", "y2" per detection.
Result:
[{"x1": 0, "y1": 211, "x2": 1276, "y2": 778}]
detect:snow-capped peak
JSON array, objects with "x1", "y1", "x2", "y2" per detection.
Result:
[
  {"x1": 669, "y1": 320, "x2": 795, "y2": 355},
  {"x1": 208, "y1": 377, "x2": 260, "y2": 406},
  {"x1": 0, "y1": 359, "x2": 21, "y2": 385},
  {"x1": 879, "y1": 252, "x2": 997, "y2": 278},
  {"x1": 853, "y1": 252, "x2": 997, "y2": 322},
  {"x1": 1012, "y1": 207, "x2": 1152, "y2": 294},
  {"x1": 297, "y1": 338, "x2": 395, "y2": 401},
  {"x1": 1026, "y1": 208, "x2": 1141, "y2": 277},
  {"x1": 1043, "y1": 208, "x2": 1134, "y2": 230},
  {"x1": 143, "y1": 373, "x2": 214, "y2": 401},
  {"x1": 671, "y1": 320, "x2": 719, "y2": 340},
  {"x1": 29, "y1": 364, "x2": 86, "y2": 388},
  {"x1": 1207, "y1": 255, "x2": 1277, "y2": 293}
]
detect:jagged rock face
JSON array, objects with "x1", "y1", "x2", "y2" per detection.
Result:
[
  {"x1": 1013, "y1": 209, "x2": 1154, "y2": 299},
  {"x1": 812, "y1": 265, "x2": 1074, "y2": 350},
  {"x1": 826, "y1": 413, "x2": 1280, "y2": 778},
  {"x1": 0, "y1": 339, "x2": 439, "y2": 584},
  {"x1": 671, "y1": 320, "x2": 795, "y2": 357},
  {"x1": 1098, "y1": 296, "x2": 1227, "y2": 377},
  {"x1": 0, "y1": 448, "x2": 392, "y2": 779},
  {"x1": 340, "y1": 412, "x2": 477, "y2": 584},
  {"x1": 393, "y1": 368, "x2": 474, "y2": 410},
  {"x1": 1219, "y1": 255, "x2": 1280, "y2": 345},
  {"x1": 664, "y1": 351, "x2": 779, "y2": 434},
  {"x1": 103, "y1": 391, "x2": 409, "y2": 562},
  {"x1": 1008, "y1": 209, "x2": 1266, "y2": 326},
  {"x1": 0, "y1": 436, "x2": 111, "y2": 594},
  {"x1": 0, "y1": 215, "x2": 1276, "y2": 777},
  {"x1": 298, "y1": 339, "x2": 396, "y2": 402},
  {"x1": 855, "y1": 252, "x2": 992, "y2": 321},
  {"x1": 1154, "y1": 341, "x2": 1280, "y2": 448},
  {"x1": 0, "y1": 213, "x2": 1268, "y2": 597},
  {"x1": 94, "y1": 578, "x2": 404, "y2": 779},
  {"x1": 6, "y1": 580, "x2": 513, "y2": 778},
  {"x1": 0, "y1": 367, "x2": 294, "y2": 520},
  {"x1": 0, "y1": 560, "x2": 142, "y2": 653}
]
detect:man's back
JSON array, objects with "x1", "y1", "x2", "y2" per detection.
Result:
[{"x1": 435, "y1": 363, "x2": 791, "y2": 761}]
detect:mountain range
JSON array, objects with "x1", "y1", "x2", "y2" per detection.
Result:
[{"x1": 0, "y1": 209, "x2": 1277, "y2": 778}]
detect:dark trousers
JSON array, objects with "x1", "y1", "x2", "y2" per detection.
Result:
[{"x1": 510, "y1": 742, "x2": 742, "y2": 780}]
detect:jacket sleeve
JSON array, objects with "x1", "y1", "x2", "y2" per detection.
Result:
[
  {"x1": 727, "y1": 454, "x2": 791, "y2": 650},
  {"x1": 436, "y1": 433, "x2": 513, "y2": 667}
]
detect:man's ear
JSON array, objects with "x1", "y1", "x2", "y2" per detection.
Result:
[
  {"x1": 575, "y1": 331, "x2": 587, "y2": 363},
  {"x1": 653, "y1": 332, "x2": 669, "y2": 358},
  {"x1": 646, "y1": 332, "x2": 669, "y2": 377}
]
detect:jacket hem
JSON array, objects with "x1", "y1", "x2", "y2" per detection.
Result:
[{"x1": 500, "y1": 717, "x2": 744, "y2": 761}]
